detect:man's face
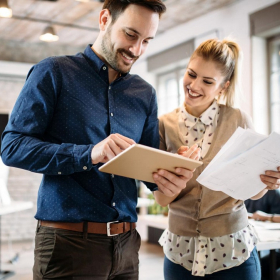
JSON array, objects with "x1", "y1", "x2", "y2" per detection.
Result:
[{"x1": 100, "y1": 4, "x2": 159, "y2": 74}]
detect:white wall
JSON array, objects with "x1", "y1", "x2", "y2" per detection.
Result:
[
  {"x1": 133, "y1": 0, "x2": 280, "y2": 119},
  {"x1": 0, "y1": 61, "x2": 33, "y2": 114},
  {"x1": 0, "y1": 60, "x2": 33, "y2": 78}
]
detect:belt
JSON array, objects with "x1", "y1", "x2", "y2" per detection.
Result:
[{"x1": 39, "y1": 220, "x2": 136, "y2": 236}]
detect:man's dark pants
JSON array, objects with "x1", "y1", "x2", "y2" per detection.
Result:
[{"x1": 33, "y1": 225, "x2": 141, "y2": 280}]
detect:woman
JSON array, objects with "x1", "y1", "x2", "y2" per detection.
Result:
[{"x1": 152, "y1": 38, "x2": 280, "y2": 279}]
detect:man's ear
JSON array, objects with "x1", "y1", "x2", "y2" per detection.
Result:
[{"x1": 99, "y1": 9, "x2": 111, "y2": 31}]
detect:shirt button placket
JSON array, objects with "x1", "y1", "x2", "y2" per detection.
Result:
[{"x1": 108, "y1": 86, "x2": 114, "y2": 118}]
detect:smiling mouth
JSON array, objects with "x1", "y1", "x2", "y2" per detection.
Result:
[
  {"x1": 188, "y1": 88, "x2": 202, "y2": 98},
  {"x1": 120, "y1": 51, "x2": 135, "y2": 64}
]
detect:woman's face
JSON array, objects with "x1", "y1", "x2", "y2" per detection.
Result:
[{"x1": 183, "y1": 56, "x2": 229, "y2": 117}]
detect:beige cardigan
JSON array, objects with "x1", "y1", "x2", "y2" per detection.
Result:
[{"x1": 159, "y1": 105, "x2": 254, "y2": 237}]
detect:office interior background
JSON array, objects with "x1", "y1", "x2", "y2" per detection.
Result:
[{"x1": 0, "y1": 0, "x2": 279, "y2": 279}]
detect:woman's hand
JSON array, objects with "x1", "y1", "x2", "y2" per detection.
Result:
[
  {"x1": 177, "y1": 144, "x2": 201, "y2": 162},
  {"x1": 153, "y1": 144, "x2": 202, "y2": 206},
  {"x1": 153, "y1": 167, "x2": 194, "y2": 206},
  {"x1": 251, "y1": 167, "x2": 280, "y2": 200},
  {"x1": 153, "y1": 144, "x2": 201, "y2": 197},
  {"x1": 261, "y1": 166, "x2": 280, "y2": 190}
]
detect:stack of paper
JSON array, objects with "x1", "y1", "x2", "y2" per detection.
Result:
[
  {"x1": 197, "y1": 127, "x2": 280, "y2": 200},
  {"x1": 256, "y1": 229, "x2": 280, "y2": 242}
]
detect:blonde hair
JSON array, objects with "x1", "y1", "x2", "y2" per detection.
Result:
[{"x1": 190, "y1": 38, "x2": 241, "y2": 107}]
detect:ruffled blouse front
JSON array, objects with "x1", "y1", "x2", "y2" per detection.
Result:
[
  {"x1": 178, "y1": 100, "x2": 219, "y2": 160},
  {"x1": 159, "y1": 224, "x2": 258, "y2": 277}
]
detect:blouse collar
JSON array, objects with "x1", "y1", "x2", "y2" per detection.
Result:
[{"x1": 181, "y1": 100, "x2": 219, "y2": 130}]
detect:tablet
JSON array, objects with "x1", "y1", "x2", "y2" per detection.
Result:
[{"x1": 98, "y1": 144, "x2": 203, "y2": 183}]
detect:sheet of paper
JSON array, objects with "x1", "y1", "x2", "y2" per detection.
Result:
[
  {"x1": 254, "y1": 227, "x2": 280, "y2": 242},
  {"x1": 200, "y1": 128, "x2": 266, "y2": 178},
  {"x1": 197, "y1": 129, "x2": 280, "y2": 200},
  {"x1": 257, "y1": 223, "x2": 280, "y2": 230},
  {"x1": 249, "y1": 220, "x2": 280, "y2": 242},
  {"x1": 250, "y1": 219, "x2": 280, "y2": 230}
]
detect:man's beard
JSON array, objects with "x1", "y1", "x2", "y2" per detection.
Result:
[{"x1": 101, "y1": 26, "x2": 138, "y2": 74}]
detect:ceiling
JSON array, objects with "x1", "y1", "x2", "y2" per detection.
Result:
[{"x1": 0, "y1": 0, "x2": 242, "y2": 47}]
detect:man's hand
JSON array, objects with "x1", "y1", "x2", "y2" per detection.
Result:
[
  {"x1": 91, "y1": 134, "x2": 135, "y2": 165},
  {"x1": 261, "y1": 166, "x2": 280, "y2": 190},
  {"x1": 252, "y1": 210, "x2": 272, "y2": 222},
  {"x1": 153, "y1": 144, "x2": 201, "y2": 197}
]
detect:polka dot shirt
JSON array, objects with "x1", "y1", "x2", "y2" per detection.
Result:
[
  {"x1": 178, "y1": 100, "x2": 219, "y2": 160},
  {"x1": 159, "y1": 224, "x2": 258, "y2": 276},
  {"x1": 1, "y1": 45, "x2": 159, "y2": 223}
]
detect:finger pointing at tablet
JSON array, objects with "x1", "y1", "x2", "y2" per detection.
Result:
[{"x1": 91, "y1": 134, "x2": 135, "y2": 164}]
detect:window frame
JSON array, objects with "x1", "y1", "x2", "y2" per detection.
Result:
[
  {"x1": 267, "y1": 34, "x2": 280, "y2": 133},
  {"x1": 156, "y1": 66, "x2": 187, "y2": 117}
]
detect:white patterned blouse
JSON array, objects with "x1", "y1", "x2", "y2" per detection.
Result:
[
  {"x1": 158, "y1": 100, "x2": 258, "y2": 277},
  {"x1": 178, "y1": 100, "x2": 219, "y2": 160}
]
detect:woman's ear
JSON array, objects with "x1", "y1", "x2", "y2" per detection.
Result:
[
  {"x1": 99, "y1": 9, "x2": 111, "y2": 31},
  {"x1": 220, "y1": 80, "x2": 230, "y2": 94}
]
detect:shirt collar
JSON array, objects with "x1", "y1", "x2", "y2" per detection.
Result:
[
  {"x1": 83, "y1": 44, "x2": 128, "y2": 78},
  {"x1": 200, "y1": 100, "x2": 219, "y2": 125},
  {"x1": 181, "y1": 100, "x2": 219, "y2": 129}
]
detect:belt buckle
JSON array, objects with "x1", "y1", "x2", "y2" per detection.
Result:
[{"x1": 107, "y1": 221, "x2": 119, "y2": 236}]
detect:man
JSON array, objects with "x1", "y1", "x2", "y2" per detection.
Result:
[
  {"x1": 245, "y1": 190, "x2": 280, "y2": 280},
  {"x1": 1, "y1": 1, "x2": 196, "y2": 279},
  {"x1": 245, "y1": 189, "x2": 280, "y2": 215}
]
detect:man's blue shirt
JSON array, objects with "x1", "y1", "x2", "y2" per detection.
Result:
[
  {"x1": 1, "y1": 45, "x2": 159, "y2": 223},
  {"x1": 245, "y1": 189, "x2": 280, "y2": 214}
]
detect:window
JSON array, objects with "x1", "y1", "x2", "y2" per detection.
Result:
[
  {"x1": 250, "y1": 2, "x2": 280, "y2": 134},
  {"x1": 146, "y1": 39, "x2": 194, "y2": 117},
  {"x1": 157, "y1": 67, "x2": 186, "y2": 117},
  {"x1": 268, "y1": 35, "x2": 280, "y2": 133}
]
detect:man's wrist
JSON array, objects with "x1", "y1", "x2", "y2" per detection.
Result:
[{"x1": 269, "y1": 214, "x2": 275, "y2": 222}]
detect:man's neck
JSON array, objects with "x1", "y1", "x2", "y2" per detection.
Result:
[
  {"x1": 91, "y1": 45, "x2": 120, "y2": 84},
  {"x1": 108, "y1": 68, "x2": 121, "y2": 84}
]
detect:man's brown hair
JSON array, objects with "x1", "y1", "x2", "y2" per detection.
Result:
[{"x1": 102, "y1": 0, "x2": 166, "y2": 23}]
